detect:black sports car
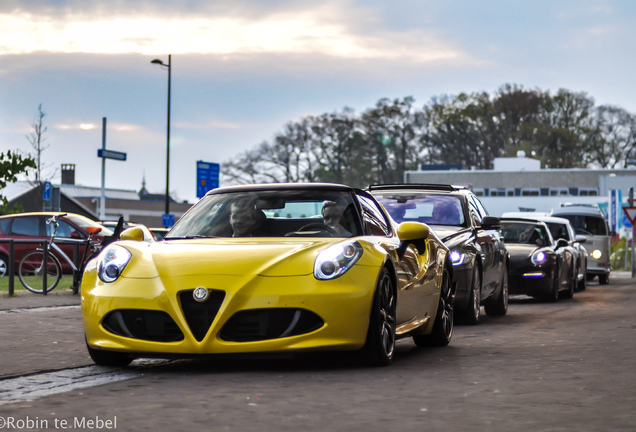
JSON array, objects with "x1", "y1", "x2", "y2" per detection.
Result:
[
  {"x1": 369, "y1": 184, "x2": 509, "y2": 324},
  {"x1": 500, "y1": 218, "x2": 576, "y2": 300}
]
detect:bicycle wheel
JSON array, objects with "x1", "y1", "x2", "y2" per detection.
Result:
[{"x1": 18, "y1": 250, "x2": 62, "y2": 294}]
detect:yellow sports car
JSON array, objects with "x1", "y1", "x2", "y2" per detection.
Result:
[{"x1": 82, "y1": 183, "x2": 455, "y2": 367}]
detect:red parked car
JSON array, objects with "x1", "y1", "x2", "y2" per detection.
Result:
[{"x1": 0, "y1": 212, "x2": 113, "y2": 276}]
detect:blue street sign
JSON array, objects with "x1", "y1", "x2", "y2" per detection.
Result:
[
  {"x1": 610, "y1": 190, "x2": 618, "y2": 232},
  {"x1": 42, "y1": 181, "x2": 52, "y2": 201},
  {"x1": 98, "y1": 149, "x2": 127, "y2": 161},
  {"x1": 162, "y1": 213, "x2": 175, "y2": 228},
  {"x1": 196, "y1": 161, "x2": 220, "y2": 198},
  {"x1": 623, "y1": 213, "x2": 632, "y2": 228}
]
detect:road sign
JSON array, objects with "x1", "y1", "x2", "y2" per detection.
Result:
[
  {"x1": 611, "y1": 190, "x2": 619, "y2": 232},
  {"x1": 42, "y1": 181, "x2": 52, "y2": 201},
  {"x1": 623, "y1": 213, "x2": 632, "y2": 228},
  {"x1": 162, "y1": 213, "x2": 175, "y2": 228},
  {"x1": 622, "y1": 206, "x2": 636, "y2": 225},
  {"x1": 196, "y1": 161, "x2": 220, "y2": 198},
  {"x1": 97, "y1": 149, "x2": 127, "y2": 161}
]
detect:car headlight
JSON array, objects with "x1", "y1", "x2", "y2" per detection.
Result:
[
  {"x1": 591, "y1": 249, "x2": 602, "y2": 259},
  {"x1": 98, "y1": 245, "x2": 132, "y2": 283},
  {"x1": 450, "y1": 250, "x2": 465, "y2": 266},
  {"x1": 314, "y1": 241, "x2": 363, "y2": 280},
  {"x1": 531, "y1": 250, "x2": 547, "y2": 265}
]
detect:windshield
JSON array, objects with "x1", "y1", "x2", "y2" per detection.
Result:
[
  {"x1": 545, "y1": 222, "x2": 571, "y2": 241},
  {"x1": 167, "y1": 190, "x2": 362, "y2": 239},
  {"x1": 374, "y1": 194, "x2": 466, "y2": 227},
  {"x1": 501, "y1": 222, "x2": 550, "y2": 246},
  {"x1": 556, "y1": 215, "x2": 608, "y2": 236},
  {"x1": 66, "y1": 215, "x2": 114, "y2": 236}
]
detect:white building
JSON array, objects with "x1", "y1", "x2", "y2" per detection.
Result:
[{"x1": 404, "y1": 152, "x2": 636, "y2": 225}]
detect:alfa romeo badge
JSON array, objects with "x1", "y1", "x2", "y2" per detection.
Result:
[{"x1": 193, "y1": 287, "x2": 209, "y2": 302}]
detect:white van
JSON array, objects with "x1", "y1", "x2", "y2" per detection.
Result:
[{"x1": 550, "y1": 205, "x2": 611, "y2": 284}]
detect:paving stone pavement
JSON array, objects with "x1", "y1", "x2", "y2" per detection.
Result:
[{"x1": 0, "y1": 287, "x2": 80, "y2": 311}]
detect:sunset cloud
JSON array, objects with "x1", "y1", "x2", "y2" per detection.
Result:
[{"x1": 0, "y1": 9, "x2": 462, "y2": 63}]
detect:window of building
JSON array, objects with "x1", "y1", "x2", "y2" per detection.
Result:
[
  {"x1": 579, "y1": 188, "x2": 598, "y2": 196},
  {"x1": 549, "y1": 188, "x2": 569, "y2": 196},
  {"x1": 490, "y1": 188, "x2": 514, "y2": 197},
  {"x1": 473, "y1": 189, "x2": 485, "y2": 197},
  {"x1": 521, "y1": 189, "x2": 540, "y2": 196}
]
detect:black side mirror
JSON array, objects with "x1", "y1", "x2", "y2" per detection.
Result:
[
  {"x1": 555, "y1": 238, "x2": 569, "y2": 249},
  {"x1": 101, "y1": 217, "x2": 125, "y2": 247},
  {"x1": 481, "y1": 216, "x2": 501, "y2": 230}
]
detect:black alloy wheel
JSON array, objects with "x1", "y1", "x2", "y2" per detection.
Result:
[
  {"x1": 485, "y1": 266, "x2": 508, "y2": 316},
  {"x1": 413, "y1": 269, "x2": 453, "y2": 347},
  {"x1": 459, "y1": 265, "x2": 481, "y2": 324},
  {"x1": 577, "y1": 260, "x2": 587, "y2": 291},
  {"x1": 548, "y1": 268, "x2": 560, "y2": 302},
  {"x1": 561, "y1": 263, "x2": 575, "y2": 299},
  {"x1": 362, "y1": 268, "x2": 396, "y2": 366}
]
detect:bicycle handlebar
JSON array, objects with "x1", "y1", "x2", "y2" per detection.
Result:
[{"x1": 46, "y1": 213, "x2": 68, "y2": 225}]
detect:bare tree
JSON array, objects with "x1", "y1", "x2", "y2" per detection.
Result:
[
  {"x1": 222, "y1": 85, "x2": 636, "y2": 187},
  {"x1": 26, "y1": 103, "x2": 56, "y2": 184}
]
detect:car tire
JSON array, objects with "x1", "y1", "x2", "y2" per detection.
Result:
[
  {"x1": 548, "y1": 269, "x2": 560, "y2": 302},
  {"x1": 86, "y1": 340, "x2": 133, "y2": 367},
  {"x1": 362, "y1": 268, "x2": 396, "y2": 366},
  {"x1": 458, "y1": 266, "x2": 481, "y2": 325},
  {"x1": 485, "y1": 266, "x2": 508, "y2": 316},
  {"x1": 577, "y1": 260, "x2": 587, "y2": 291},
  {"x1": 0, "y1": 254, "x2": 8, "y2": 277},
  {"x1": 599, "y1": 273, "x2": 610, "y2": 285},
  {"x1": 561, "y1": 273, "x2": 575, "y2": 299},
  {"x1": 577, "y1": 275, "x2": 587, "y2": 291},
  {"x1": 413, "y1": 269, "x2": 453, "y2": 347}
]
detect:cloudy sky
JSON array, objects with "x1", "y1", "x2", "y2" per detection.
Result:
[{"x1": 1, "y1": 0, "x2": 635, "y2": 205}]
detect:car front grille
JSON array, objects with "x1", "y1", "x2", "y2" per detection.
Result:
[
  {"x1": 179, "y1": 289, "x2": 226, "y2": 342},
  {"x1": 102, "y1": 310, "x2": 184, "y2": 342},
  {"x1": 220, "y1": 308, "x2": 324, "y2": 342}
]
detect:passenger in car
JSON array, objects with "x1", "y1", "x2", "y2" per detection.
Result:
[{"x1": 432, "y1": 201, "x2": 461, "y2": 225}]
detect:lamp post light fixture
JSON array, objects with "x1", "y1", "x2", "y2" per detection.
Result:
[{"x1": 151, "y1": 55, "x2": 171, "y2": 217}]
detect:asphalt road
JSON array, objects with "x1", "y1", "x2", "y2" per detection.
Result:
[{"x1": 0, "y1": 274, "x2": 635, "y2": 431}]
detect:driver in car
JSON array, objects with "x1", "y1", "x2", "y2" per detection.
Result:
[
  {"x1": 322, "y1": 200, "x2": 352, "y2": 237},
  {"x1": 229, "y1": 200, "x2": 258, "y2": 237}
]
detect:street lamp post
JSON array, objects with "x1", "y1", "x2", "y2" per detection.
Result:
[{"x1": 151, "y1": 55, "x2": 171, "y2": 217}]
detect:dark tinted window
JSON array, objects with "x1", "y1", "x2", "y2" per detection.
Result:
[
  {"x1": 501, "y1": 222, "x2": 550, "y2": 245},
  {"x1": 9, "y1": 217, "x2": 41, "y2": 237},
  {"x1": 358, "y1": 195, "x2": 391, "y2": 236},
  {"x1": 373, "y1": 193, "x2": 465, "y2": 227},
  {"x1": 467, "y1": 196, "x2": 483, "y2": 227},
  {"x1": 0, "y1": 218, "x2": 10, "y2": 234},
  {"x1": 471, "y1": 194, "x2": 490, "y2": 217},
  {"x1": 558, "y1": 215, "x2": 608, "y2": 236},
  {"x1": 546, "y1": 222, "x2": 571, "y2": 241}
]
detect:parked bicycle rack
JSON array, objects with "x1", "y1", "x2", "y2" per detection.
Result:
[{"x1": 0, "y1": 238, "x2": 88, "y2": 296}]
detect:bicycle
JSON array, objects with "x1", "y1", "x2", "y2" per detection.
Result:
[{"x1": 17, "y1": 214, "x2": 123, "y2": 294}]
